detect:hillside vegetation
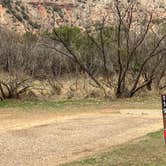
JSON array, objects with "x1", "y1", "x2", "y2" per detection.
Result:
[
  {"x1": 0, "y1": 0, "x2": 166, "y2": 100},
  {"x1": 0, "y1": 0, "x2": 166, "y2": 32}
]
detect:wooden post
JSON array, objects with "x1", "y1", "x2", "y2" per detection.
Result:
[{"x1": 161, "y1": 95, "x2": 166, "y2": 144}]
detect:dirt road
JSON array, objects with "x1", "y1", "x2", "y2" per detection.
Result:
[{"x1": 0, "y1": 109, "x2": 163, "y2": 166}]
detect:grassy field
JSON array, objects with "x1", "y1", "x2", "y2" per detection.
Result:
[
  {"x1": 61, "y1": 130, "x2": 166, "y2": 166},
  {"x1": 0, "y1": 98, "x2": 109, "y2": 114},
  {"x1": 0, "y1": 95, "x2": 161, "y2": 113}
]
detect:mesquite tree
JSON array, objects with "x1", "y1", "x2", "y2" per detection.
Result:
[{"x1": 41, "y1": 0, "x2": 166, "y2": 98}]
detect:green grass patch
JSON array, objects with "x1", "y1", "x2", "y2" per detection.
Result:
[
  {"x1": 0, "y1": 95, "x2": 161, "y2": 113},
  {"x1": 62, "y1": 130, "x2": 166, "y2": 166},
  {"x1": 0, "y1": 98, "x2": 107, "y2": 112},
  {"x1": 110, "y1": 95, "x2": 161, "y2": 109}
]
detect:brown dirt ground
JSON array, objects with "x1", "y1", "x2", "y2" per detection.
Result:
[{"x1": 0, "y1": 108, "x2": 163, "y2": 166}]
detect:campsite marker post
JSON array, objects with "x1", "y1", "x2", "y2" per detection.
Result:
[{"x1": 161, "y1": 95, "x2": 166, "y2": 144}]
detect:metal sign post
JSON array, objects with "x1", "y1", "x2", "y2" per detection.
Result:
[{"x1": 161, "y1": 95, "x2": 166, "y2": 144}]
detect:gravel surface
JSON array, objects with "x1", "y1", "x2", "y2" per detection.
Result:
[{"x1": 0, "y1": 109, "x2": 163, "y2": 166}]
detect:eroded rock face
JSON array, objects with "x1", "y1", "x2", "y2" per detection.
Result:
[{"x1": 0, "y1": 0, "x2": 166, "y2": 33}]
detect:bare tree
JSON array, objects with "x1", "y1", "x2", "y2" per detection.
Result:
[
  {"x1": 0, "y1": 29, "x2": 35, "y2": 100},
  {"x1": 40, "y1": 0, "x2": 166, "y2": 98},
  {"x1": 111, "y1": 0, "x2": 166, "y2": 97}
]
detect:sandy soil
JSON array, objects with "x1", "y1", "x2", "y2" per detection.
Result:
[{"x1": 0, "y1": 108, "x2": 163, "y2": 166}]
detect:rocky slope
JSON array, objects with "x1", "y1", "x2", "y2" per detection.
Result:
[{"x1": 0, "y1": 0, "x2": 166, "y2": 33}]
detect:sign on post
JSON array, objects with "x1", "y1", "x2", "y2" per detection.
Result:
[{"x1": 161, "y1": 95, "x2": 166, "y2": 144}]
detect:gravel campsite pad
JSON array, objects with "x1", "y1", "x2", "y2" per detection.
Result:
[{"x1": 0, "y1": 108, "x2": 162, "y2": 166}]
